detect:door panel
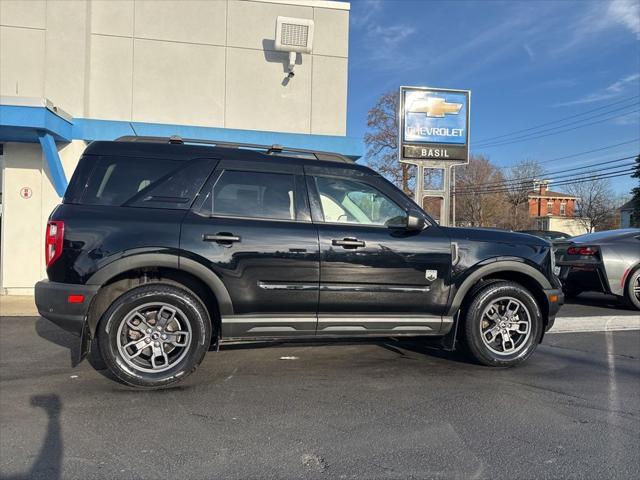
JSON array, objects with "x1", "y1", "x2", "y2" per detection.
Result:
[
  {"x1": 308, "y1": 171, "x2": 452, "y2": 333},
  {"x1": 316, "y1": 223, "x2": 452, "y2": 315},
  {"x1": 180, "y1": 162, "x2": 319, "y2": 337}
]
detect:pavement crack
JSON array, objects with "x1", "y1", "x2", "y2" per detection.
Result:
[{"x1": 544, "y1": 342, "x2": 638, "y2": 360}]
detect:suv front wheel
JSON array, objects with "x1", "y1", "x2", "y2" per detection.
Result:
[
  {"x1": 98, "y1": 283, "x2": 212, "y2": 389},
  {"x1": 461, "y1": 281, "x2": 543, "y2": 367}
]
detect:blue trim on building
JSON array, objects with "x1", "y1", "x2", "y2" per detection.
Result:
[
  {"x1": 74, "y1": 118, "x2": 363, "y2": 159},
  {"x1": 38, "y1": 132, "x2": 69, "y2": 197},
  {"x1": 1, "y1": 104, "x2": 363, "y2": 159},
  {"x1": 0, "y1": 105, "x2": 73, "y2": 142},
  {"x1": 1, "y1": 102, "x2": 363, "y2": 198}
]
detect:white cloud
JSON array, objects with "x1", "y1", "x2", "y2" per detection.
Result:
[
  {"x1": 608, "y1": 0, "x2": 640, "y2": 38},
  {"x1": 350, "y1": 0, "x2": 383, "y2": 28},
  {"x1": 556, "y1": 73, "x2": 640, "y2": 106},
  {"x1": 555, "y1": 0, "x2": 640, "y2": 54},
  {"x1": 350, "y1": 0, "x2": 416, "y2": 71},
  {"x1": 523, "y1": 44, "x2": 535, "y2": 61}
]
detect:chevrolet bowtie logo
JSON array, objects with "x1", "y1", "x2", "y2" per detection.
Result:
[{"x1": 407, "y1": 97, "x2": 463, "y2": 118}]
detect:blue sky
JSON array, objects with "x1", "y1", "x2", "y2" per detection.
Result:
[{"x1": 346, "y1": 0, "x2": 640, "y2": 195}]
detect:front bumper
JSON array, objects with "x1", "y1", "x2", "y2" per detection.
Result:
[
  {"x1": 543, "y1": 287, "x2": 564, "y2": 331},
  {"x1": 35, "y1": 281, "x2": 99, "y2": 336}
]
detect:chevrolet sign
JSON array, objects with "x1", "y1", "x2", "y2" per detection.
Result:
[{"x1": 399, "y1": 86, "x2": 470, "y2": 164}]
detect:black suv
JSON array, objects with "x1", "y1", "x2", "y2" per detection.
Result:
[{"x1": 35, "y1": 136, "x2": 563, "y2": 388}]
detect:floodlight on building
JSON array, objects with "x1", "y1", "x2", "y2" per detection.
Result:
[{"x1": 274, "y1": 16, "x2": 314, "y2": 78}]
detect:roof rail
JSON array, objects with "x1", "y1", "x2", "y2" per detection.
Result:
[{"x1": 115, "y1": 135, "x2": 354, "y2": 163}]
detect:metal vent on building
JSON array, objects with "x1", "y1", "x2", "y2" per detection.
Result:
[
  {"x1": 275, "y1": 16, "x2": 314, "y2": 54},
  {"x1": 281, "y1": 23, "x2": 309, "y2": 48}
]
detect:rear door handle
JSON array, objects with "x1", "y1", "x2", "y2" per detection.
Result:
[
  {"x1": 203, "y1": 233, "x2": 241, "y2": 244},
  {"x1": 332, "y1": 238, "x2": 365, "y2": 249}
]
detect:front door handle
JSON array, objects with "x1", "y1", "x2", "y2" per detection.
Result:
[
  {"x1": 332, "y1": 238, "x2": 365, "y2": 249},
  {"x1": 203, "y1": 233, "x2": 241, "y2": 244}
]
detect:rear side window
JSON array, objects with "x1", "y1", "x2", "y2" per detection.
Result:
[
  {"x1": 205, "y1": 170, "x2": 296, "y2": 221},
  {"x1": 70, "y1": 156, "x2": 213, "y2": 209}
]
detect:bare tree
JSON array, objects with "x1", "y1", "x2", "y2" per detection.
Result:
[
  {"x1": 364, "y1": 90, "x2": 414, "y2": 194},
  {"x1": 566, "y1": 177, "x2": 615, "y2": 232},
  {"x1": 504, "y1": 159, "x2": 545, "y2": 230},
  {"x1": 455, "y1": 155, "x2": 507, "y2": 227}
]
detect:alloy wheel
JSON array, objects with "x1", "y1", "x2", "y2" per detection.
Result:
[
  {"x1": 479, "y1": 296, "x2": 532, "y2": 356},
  {"x1": 116, "y1": 302, "x2": 192, "y2": 373}
]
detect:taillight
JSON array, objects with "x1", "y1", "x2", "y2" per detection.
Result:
[
  {"x1": 45, "y1": 221, "x2": 65, "y2": 267},
  {"x1": 567, "y1": 246, "x2": 598, "y2": 256}
]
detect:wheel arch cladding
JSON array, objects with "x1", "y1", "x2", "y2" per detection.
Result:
[
  {"x1": 449, "y1": 261, "x2": 551, "y2": 325},
  {"x1": 86, "y1": 254, "x2": 233, "y2": 338}
]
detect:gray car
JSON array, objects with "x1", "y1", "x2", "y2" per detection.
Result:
[{"x1": 556, "y1": 229, "x2": 640, "y2": 309}]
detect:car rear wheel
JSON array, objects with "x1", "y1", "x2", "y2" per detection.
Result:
[
  {"x1": 625, "y1": 269, "x2": 640, "y2": 311},
  {"x1": 461, "y1": 281, "x2": 543, "y2": 367},
  {"x1": 97, "y1": 283, "x2": 211, "y2": 389}
]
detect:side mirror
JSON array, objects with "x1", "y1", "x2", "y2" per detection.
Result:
[{"x1": 406, "y1": 213, "x2": 426, "y2": 231}]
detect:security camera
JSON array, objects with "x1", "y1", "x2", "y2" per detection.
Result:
[{"x1": 274, "y1": 16, "x2": 314, "y2": 78}]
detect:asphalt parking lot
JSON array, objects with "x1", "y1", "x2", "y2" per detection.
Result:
[{"x1": 1, "y1": 296, "x2": 639, "y2": 480}]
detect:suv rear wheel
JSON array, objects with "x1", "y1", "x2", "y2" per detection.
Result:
[
  {"x1": 461, "y1": 281, "x2": 543, "y2": 367},
  {"x1": 97, "y1": 283, "x2": 211, "y2": 388}
]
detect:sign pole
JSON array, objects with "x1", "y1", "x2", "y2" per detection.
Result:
[{"x1": 441, "y1": 166, "x2": 451, "y2": 227}]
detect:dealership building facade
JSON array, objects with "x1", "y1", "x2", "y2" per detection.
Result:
[{"x1": 0, "y1": 0, "x2": 359, "y2": 295}]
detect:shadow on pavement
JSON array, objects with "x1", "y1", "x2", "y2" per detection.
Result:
[
  {"x1": 3, "y1": 394, "x2": 63, "y2": 480},
  {"x1": 218, "y1": 336, "x2": 474, "y2": 364},
  {"x1": 566, "y1": 292, "x2": 634, "y2": 311}
]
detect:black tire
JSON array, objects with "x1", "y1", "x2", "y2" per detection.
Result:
[
  {"x1": 460, "y1": 281, "x2": 543, "y2": 367},
  {"x1": 97, "y1": 283, "x2": 211, "y2": 389},
  {"x1": 624, "y1": 269, "x2": 640, "y2": 311}
]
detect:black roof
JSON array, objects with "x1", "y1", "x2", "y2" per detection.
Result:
[{"x1": 82, "y1": 136, "x2": 364, "y2": 172}]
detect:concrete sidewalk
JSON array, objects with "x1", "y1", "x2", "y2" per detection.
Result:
[
  {"x1": 549, "y1": 314, "x2": 640, "y2": 333},
  {"x1": 0, "y1": 296, "x2": 37, "y2": 317}
]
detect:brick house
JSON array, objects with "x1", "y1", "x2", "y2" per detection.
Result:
[
  {"x1": 527, "y1": 181, "x2": 587, "y2": 236},
  {"x1": 528, "y1": 181, "x2": 577, "y2": 218}
]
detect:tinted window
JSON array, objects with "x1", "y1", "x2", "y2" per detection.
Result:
[
  {"x1": 76, "y1": 156, "x2": 212, "y2": 208},
  {"x1": 314, "y1": 176, "x2": 406, "y2": 226},
  {"x1": 126, "y1": 158, "x2": 214, "y2": 209},
  {"x1": 81, "y1": 156, "x2": 181, "y2": 206},
  {"x1": 209, "y1": 170, "x2": 296, "y2": 220}
]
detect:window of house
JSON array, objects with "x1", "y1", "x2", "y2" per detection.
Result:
[
  {"x1": 547, "y1": 200, "x2": 553, "y2": 214},
  {"x1": 560, "y1": 201, "x2": 566, "y2": 216}
]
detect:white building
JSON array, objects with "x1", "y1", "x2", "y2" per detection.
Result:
[{"x1": 0, "y1": 0, "x2": 359, "y2": 295}]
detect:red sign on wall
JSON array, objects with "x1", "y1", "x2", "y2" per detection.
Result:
[{"x1": 20, "y1": 187, "x2": 33, "y2": 199}]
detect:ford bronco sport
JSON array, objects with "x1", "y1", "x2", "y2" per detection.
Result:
[{"x1": 35, "y1": 136, "x2": 564, "y2": 388}]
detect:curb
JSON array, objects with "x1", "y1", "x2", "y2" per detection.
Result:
[{"x1": 549, "y1": 315, "x2": 640, "y2": 333}]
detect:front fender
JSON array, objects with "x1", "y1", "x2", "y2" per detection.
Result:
[{"x1": 446, "y1": 259, "x2": 552, "y2": 317}]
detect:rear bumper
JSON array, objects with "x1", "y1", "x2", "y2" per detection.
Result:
[
  {"x1": 543, "y1": 287, "x2": 564, "y2": 331},
  {"x1": 559, "y1": 265, "x2": 608, "y2": 294},
  {"x1": 34, "y1": 281, "x2": 99, "y2": 336}
]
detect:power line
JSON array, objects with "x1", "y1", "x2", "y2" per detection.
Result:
[
  {"x1": 474, "y1": 95, "x2": 640, "y2": 144},
  {"x1": 475, "y1": 101, "x2": 639, "y2": 147},
  {"x1": 474, "y1": 106, "x2": 640, "y2": 149},
  {"x1": 493, "y1": 138, "x2": 640, "y2": 168},
  {"x1": 455, "y1": 167, "x2": 635, "y2": 194},
  {"x1": 459, "y1": 155, "x2": 637, "y2": 190},
  {"x1": 454, "y1": 167, "x2": 636, "y2": 195}
]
